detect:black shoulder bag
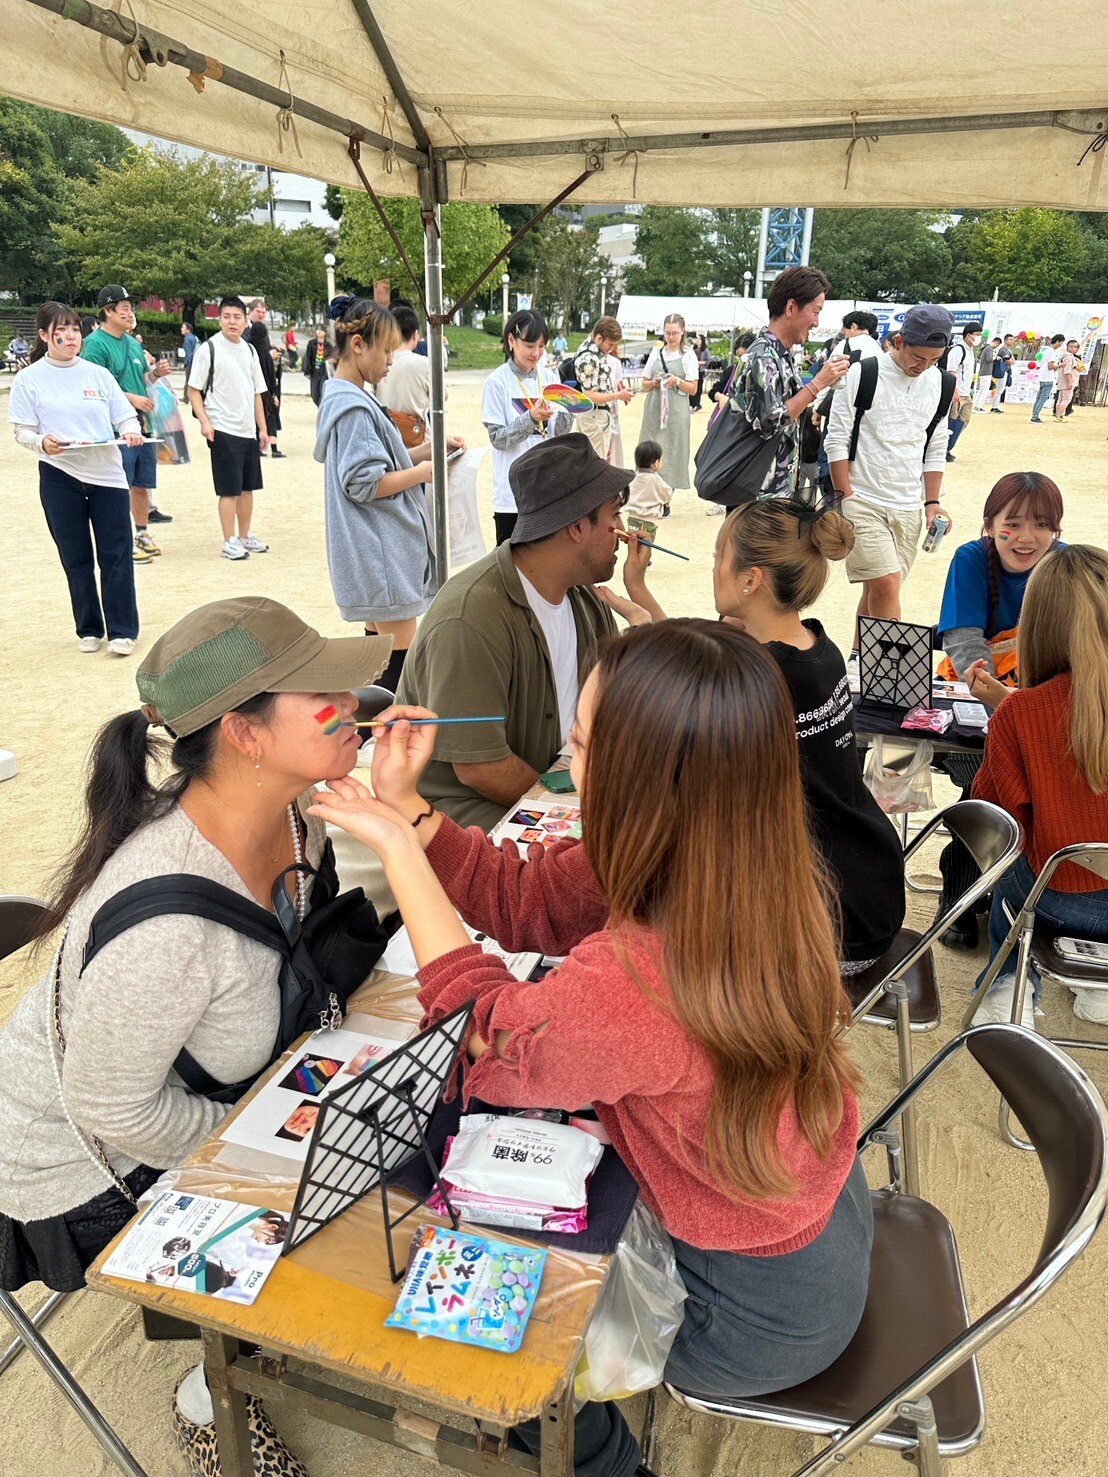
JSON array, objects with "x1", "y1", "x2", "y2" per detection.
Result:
[{"x1": 80, "y1": 838, "x2": 391, "y2": 1104}]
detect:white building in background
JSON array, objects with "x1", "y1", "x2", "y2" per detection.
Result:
[{"x1": 128, "y1": 132, "x2": 331, "y2": 231}]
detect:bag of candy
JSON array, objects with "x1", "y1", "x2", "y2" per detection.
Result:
[{"x1": 385, "y1": 1225, "x2": 546, "y2": 1353}]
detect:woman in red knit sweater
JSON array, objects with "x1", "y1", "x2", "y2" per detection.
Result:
[
  {"x1": 970, "y1": 544, "x2": 1108, "y2": 1028},
  {"x1": 311, "y1": 620, "x2": 871, "y2": 1477}
]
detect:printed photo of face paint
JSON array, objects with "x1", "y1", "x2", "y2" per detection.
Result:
[{"x1": 314, "y1": 704, "x2": 342, "y2": 736}]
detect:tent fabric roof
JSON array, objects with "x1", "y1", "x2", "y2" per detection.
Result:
[{"x1": 6, "y1": 0, "x2": 1108, "y2": 210}]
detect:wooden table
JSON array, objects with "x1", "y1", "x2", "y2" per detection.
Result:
[{"x1": 86, "y1": 782, "x2": 607, "y2": 1475}]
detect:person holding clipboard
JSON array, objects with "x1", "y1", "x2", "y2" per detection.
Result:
[{"x1": 8, "y1": 301, "x2": 143, "y2": 656}]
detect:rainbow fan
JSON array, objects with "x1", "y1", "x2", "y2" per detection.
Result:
[
  {"x1": 314, "y1": 704, "x2": 343, "y2": 736},
  {"x1": 541, "y1": 383, "x2": 594, "y2": 412}
]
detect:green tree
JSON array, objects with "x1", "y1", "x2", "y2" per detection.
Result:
[
  {"x1": 0, "y1": 99, "x2": 129, "y2": 300},
  {"x1": 703, "y1": 209, "x2": 760, "y2": 293},
  {"x1": 964, "y1": 208, "x2": 1091, "y2": 301},
  {"x1": 531, "y1": 217, "x2": 606, "y2": 331},
  {"x1": 809, "y1": 210, "x2": 952, "y2": 301},
  {"x1": 54, "y1": 146, "x2": 324, "y2": 322},
  {"x1": 338, "y1": 193, "x2": 509, "y2": 310},
  {"x1": 622, "y1": 207, "x2": 711, "y2": 295}
]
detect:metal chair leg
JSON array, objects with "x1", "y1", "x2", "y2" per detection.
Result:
[
  {"x1": 0, "y1": 1291, "x2": 146, "y2": 1476},
  {"x1": 898, "y1": 1395, "x2": 943, "y2": 1476},
  {"x1": 0, "y1": 1289, "x2": 67, "y2": 1376},
  {"x1": 892, "y1": 982, "x2": 921, "y2": 1198},
  {"x1": 641, "y1": 1384, "x2": 658, "y2": 1470},
  {"x1": 999, "y1": 936, "x2": 1037, "y2": 1153}
]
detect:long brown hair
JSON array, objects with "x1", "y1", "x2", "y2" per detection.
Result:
[
  {"x1": 582, "y1": 620, "x2": 857, "y2": 1201},
  {"x1": 1018, "y1": 545, "x2": 1108, "y2": 793}
]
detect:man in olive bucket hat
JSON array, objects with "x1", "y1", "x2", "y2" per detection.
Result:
[{"x1": 398, "y1": 433, "x2": 636, "y2": 830}]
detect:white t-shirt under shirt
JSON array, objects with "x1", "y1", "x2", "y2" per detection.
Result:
[
  {"x1": 824, "y1": 353, "x2": 948, "y2": 511},
  {"x1": 518, "y1": 570, "x2": 579, "y2": 743},
  {"x1": 482, "y1": 359, "x2": 562, "y2": 514},
  {"x1": 643, "y1": 345, "x2": 698, "y2": 385},
  {"x1": 186, "y1": 334, "x2": 267, "y2": 438},
  {"x1": 7, "y1": 355, "x2": 140, "y2": 489}
]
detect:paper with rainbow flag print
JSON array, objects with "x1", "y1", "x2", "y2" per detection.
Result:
[{"x1": 511, "y1": 383, "x2": 594, "y2": 415}]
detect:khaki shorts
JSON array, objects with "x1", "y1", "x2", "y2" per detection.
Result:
[
  {"x1": 844, "y1": 497, "x2": 922, "y2": 584},
  {"x1": 575, "y1": 407, "x2": 612, "y2": 461}
]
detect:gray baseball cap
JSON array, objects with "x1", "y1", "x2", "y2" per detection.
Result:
[{"x1": 899, "y1": 304, "x2": 954, "y2": 347}]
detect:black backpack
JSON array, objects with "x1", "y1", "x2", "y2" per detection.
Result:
[
  {"x1": 847, "y1": 355, "x2": 956, "y2": 462},
  {"x1": 80, "y1": 838, "x2": 390, "y2": 1104},
  {"x1": 558, "y1": 355, "x2": 578, "y2": 386}
]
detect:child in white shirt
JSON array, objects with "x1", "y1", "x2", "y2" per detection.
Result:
[{"x1": 626, "y1": 439, "x2": 673, "y2": 521}]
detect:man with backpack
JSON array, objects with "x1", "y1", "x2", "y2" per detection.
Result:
[
  {"x1": 571, "y1": 316, "x2": 634, "y2": 460},
  {"x1": 186, "y1": 295, "x2": 272, "y2": 561},
  {"x1": 825, "y1": 303, "x2": 955, "y2": 636},
  {"x1": 944, "y1": 322, "x2": 982, "y2": 459}
]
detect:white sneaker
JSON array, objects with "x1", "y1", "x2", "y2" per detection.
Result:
[
  {"x1": 239, "y1": 533, "x2": 269, "y2": 553},
  {"x1": 971, "y1": 979, "x2": 1036, "y2": 1030},
  {"x1": 107, "y1": 637, "x2": 136, "y2": 657},
  {"x1": 705, "y1": 502, "x2": 726, "y2": 516},
  {"x1": 1072, "y1": 988, "x2": 1108, "y2": 1025},
  {"x1": 77, "y1": 636, "x2": 102, "y2": 654},
  {"x1": 221, "y1": 538, "x2": 249, "y2": 560}
]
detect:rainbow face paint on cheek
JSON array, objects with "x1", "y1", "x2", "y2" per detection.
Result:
[
  {"x1": 996, "y1": 529, "x2": 1012, "y2": 542},
  {"x1": 314, "y1": 704, "x2": 342, "y2": 735}
]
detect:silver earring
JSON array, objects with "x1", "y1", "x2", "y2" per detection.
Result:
[{"x1": 254, "y1": 754, "x2": 262, "y2": 788}]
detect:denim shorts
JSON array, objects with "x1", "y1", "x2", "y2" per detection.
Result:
[{"x1": 120, "y1": 440, "x2": 158, "y2": 491}]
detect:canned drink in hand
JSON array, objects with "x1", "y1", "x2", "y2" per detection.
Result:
[{"x1": 923, "y1": 514, "x2": 950, "y2": 552}]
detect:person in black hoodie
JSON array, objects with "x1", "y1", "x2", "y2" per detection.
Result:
[
  {"x1": 244, "y1": 298, "x2": 284, "y2": 458},
  {"x1": 713, "y1": 497, "x2": 905, "y2": 970}
]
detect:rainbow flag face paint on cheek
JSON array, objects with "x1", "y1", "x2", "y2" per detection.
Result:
[{"x1": 314, "y1": 704, "x2": 342, "y2": 735}]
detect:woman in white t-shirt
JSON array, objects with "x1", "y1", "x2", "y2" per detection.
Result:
[
  {"x1": 639, "y1": 313, "x2": 699, "y2": 492},
  {"x1": 8, "y1": 301, "x2": 144, "y2": 657},
  {"x1": 481, "y1": 309, "x2": 571, "y2": 545}
]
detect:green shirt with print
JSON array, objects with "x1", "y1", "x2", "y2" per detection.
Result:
[
  {"x1": 396, "y1": 540, "x2": 616, "y2": 830},
  {"x1": 81, "y1": 327, "x2": 150, "y2": 400}
]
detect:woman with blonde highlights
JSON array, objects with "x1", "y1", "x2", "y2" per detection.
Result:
[
  {"x1": 714, "y1": 498, "x2": 906, "y2": 970},
  {"x1": 972, "y1": 544, "x2": 1108, "y2": 1026},
  {"x1": 310, "y1": 620, "x2": 872, "y2": 1477}
]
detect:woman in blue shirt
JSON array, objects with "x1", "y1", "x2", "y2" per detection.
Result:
[{"x1": 934, "y1": 471, "x2": 1063, "y2": 945}]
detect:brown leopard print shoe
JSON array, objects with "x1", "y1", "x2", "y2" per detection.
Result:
[{"x1": 173, "y1": 1376, "x2": 310, "y2": 1476}]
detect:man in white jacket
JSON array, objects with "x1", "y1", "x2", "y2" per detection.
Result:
[{"x1": 826, "y1": 304, "x2": 954, "y2": 638}]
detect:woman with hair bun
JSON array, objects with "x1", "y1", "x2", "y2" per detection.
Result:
[
  {"x1": 314, "y1": 295, "x2": 464, "y2": 693},
  {"x1": 714, "y1": 498, "x2": 906, "y2": 970}
]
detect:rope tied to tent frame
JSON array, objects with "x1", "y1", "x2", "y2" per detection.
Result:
[
  {"x1": 844, "y1": 111, "x2": 880, "y2": 190},
  {"x1": 380, "y1": 98, "x2": 403, "y2": 177},
  {"x1": 99, "y1": 0, "x2": 150, "y2": 92},
  {"x1": 274, "y1": 49, "x2": 302, "y2": 158},
  {"x1": 611, "y1": 114, "x2": 640, "y2": 200},
  {"x1": 432, "y1": 106, "x2": 485, "y2": 196}
]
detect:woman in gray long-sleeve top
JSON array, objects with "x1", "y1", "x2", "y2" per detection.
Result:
[
  {"x1": 0, "y1": 596, "x2": 389, "y2": 1470},
  {"x1": 314, "y1": 295, "x2": 465, "y2": 694}
]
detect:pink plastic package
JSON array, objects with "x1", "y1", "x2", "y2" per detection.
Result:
[{"x1": 901, "y1": 704, "x2": 953, "y2": 734}]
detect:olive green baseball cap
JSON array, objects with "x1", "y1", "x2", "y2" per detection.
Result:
[{"x1": 136, "y1": 597, "x2": 392, "y2": 737}]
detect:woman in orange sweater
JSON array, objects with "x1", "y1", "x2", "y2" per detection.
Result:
[
  {"x1": 312, "y1": 620, "x2": 871, "y2": 1477},
  {"x1": 970, "y1": 545, "x2": 1108, "y2": 1026}
]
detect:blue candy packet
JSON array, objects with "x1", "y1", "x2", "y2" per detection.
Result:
[{"x1": 385, "y1": 1225, "x2": 546, "y2": 1353}]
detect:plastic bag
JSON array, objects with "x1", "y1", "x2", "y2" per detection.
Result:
[
  {"x1": 574, "y1": 1201, "x2": 687, "y2": 1402},
  {"x1": 863, "y1": 735, "x2": 935, "y2": 814}
]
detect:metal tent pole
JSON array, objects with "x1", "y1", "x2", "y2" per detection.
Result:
[{"x1": 420, "y1": 168, "x2": 449, "y2": 589}]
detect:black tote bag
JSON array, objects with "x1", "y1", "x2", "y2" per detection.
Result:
[{"x1": 694, "y1": 401, "x2": 782, "y2": 508}]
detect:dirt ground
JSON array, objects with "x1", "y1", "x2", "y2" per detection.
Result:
[{"x1": 0, "y1": 371, "x2": 1106, "y2": 1476}]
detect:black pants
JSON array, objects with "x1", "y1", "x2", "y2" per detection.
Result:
[
  {"x1": 494, "y1": 511, "x2": 517, "y2": 546},
  {"x1": 39, "y1": 463, "x2": 139, "y2": 641},
  {"x1": 690, "y1": 371, "x2": 706, "y2": 410}
]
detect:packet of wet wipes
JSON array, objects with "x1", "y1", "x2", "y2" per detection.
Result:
[
  {"x1": 385, "y1": 1225, "x2": 546, "y2": 1353},
  {"x1": 444, "y1": 1114, "x2": 603, "y2": 1210}
]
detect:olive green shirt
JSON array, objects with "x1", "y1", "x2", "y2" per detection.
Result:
[{"x1": 397, "y1": 541, "x2": 616, "y2": 830}]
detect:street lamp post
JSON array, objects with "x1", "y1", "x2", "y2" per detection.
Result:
[
  {"x1": 501, "y1": 270, "x2": 510, "y2": 324},
  {"x1": 600, "y1": 274, "x2": 608, "y2": 317},
  {"x1": 323, "y1": 252, "x2": 336, "y2": 340},
  {"x1": 743, "y1": 268, "x2": 753, "y2": 299}
]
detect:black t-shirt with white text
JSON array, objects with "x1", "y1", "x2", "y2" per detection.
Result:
[{"x1": 766, "y1": 620, "x2": 906, "y2": 962}]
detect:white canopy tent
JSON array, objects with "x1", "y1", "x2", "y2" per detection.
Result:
[{"x1": 5, "y1": 0, "x2": 1108, "y2": 573}]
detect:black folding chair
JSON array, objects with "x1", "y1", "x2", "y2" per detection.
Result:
[
  {"x1": 0, "y1": 896, "x2": 146, "y2": 1476},
  {"x1": 844, "y1": 800, "x2": 1022, "y2": 1194},
  {"x1": 648, "y1": 1025, "x2": 1108, "y2": 1476}
]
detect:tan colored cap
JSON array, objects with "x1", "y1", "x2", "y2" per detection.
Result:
[{"x1": 136, "y1": 597, "x2": 392, "y2": 737}]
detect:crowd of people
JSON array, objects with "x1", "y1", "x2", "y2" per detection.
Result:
[{"x1": 3, "y1": 263, "x2": 1107, "y2": 1477}]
